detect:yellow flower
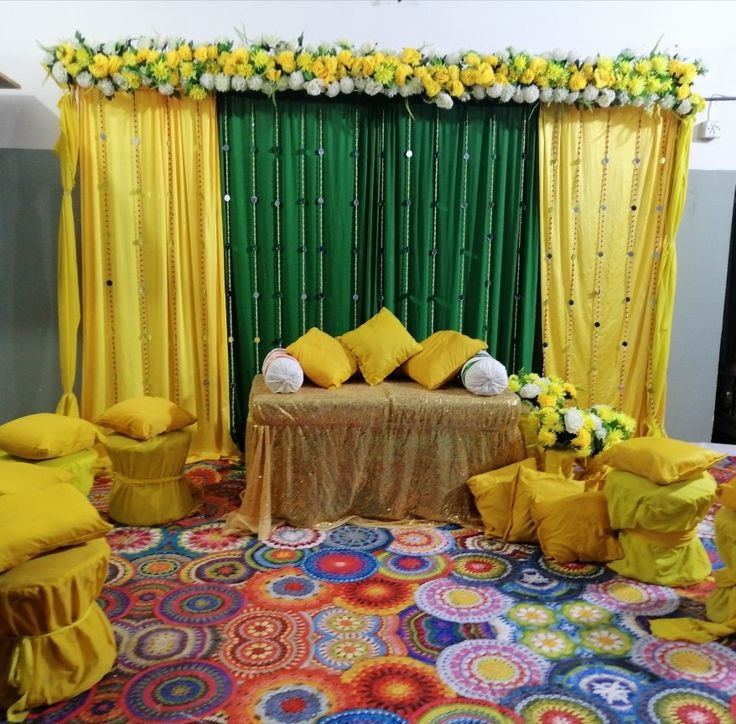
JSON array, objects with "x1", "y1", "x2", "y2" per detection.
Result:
[
  {"x1": 150, "y1": 58, "x2": 171, "y2": 82},
  {"x1": 217, "y1": 51, "x2": 231, "y2": 68},
  {"x1": 337, "y1": 49, "x2": 354, "y2": 68},
  {"x1": 629, "y1": 76, "x2": 646, "y2": 96},
  {"x1": 605, "y1": 429, "x2": 624, "y2": 448},
  {"x1": 528, "y1": 57, "x2": 547, "y2": 75},
  {"x1": 548, "y1": 381, "x2": 564, "y2": 398},
  {"x1": 597, "y1": 56, "x2": 614, "y2": 72},
  {"x1": 420, "y1": 75, "x2": 441, "y2": 98},
  {"x1": 231, "y1": 47, "x2": 249, "y2": 64},
  {"x1": 108, "y1": 55, "x2": 122, "y2": 75},
  {"x1": 568, "y1": 71, "x2": 586, "y2": 91},
  {"x1": 449, "y1": 79, "x2": 465, "y2": 97},
  {"x1": 537, "y1": 394, "x2": 557, "y2": 409},
  {"x1": 122, "y1": 69, "x2": 140, "y2": 89},
  {"x1": 57, "y1": 43, "x2": 75, "y2": 65},
  {"x1": 206, "y1": 45, "x2": 218, "y2": 60},
  {"x1": 252, "y1": 49, "x2": 269, "y2": 70},
  {"x1": 448, "y1": 65, "x2": 460, "y2": 82},
  {"x1": 508, "y1": 376, "x2": 521, "y2": 393},
  {"x1": 373, "y1": 62, "x2": 394, "y2": 85},
  {"x1": 483, "y1": 54, "x2": 499, "y2": 67},
  {"x1": 540, "y1": 408, "x2": 564, "y2": 432},
  {"x1": 635, "y1": 59, "x2": 651, "y2": 75},
  {"x1": 651, "y1": 55, "x2": 668, "y2": 74},
  {"x1": 512, "y1": 54, "x2": 529, "y2": 72},
  {"x1": 194, "y1": 46, "x2": 209, "y2": 63},
  {"x1": 691, "y1": 93, "x2": 706, "y2": 113},
  {"x1": 432, "y1": 66, "x2": 449, "y2": 85},
  {"x1": 236, "y1": 63, "x2": 254, "y2": 78},
  {"x1": 546, "y1": 63, "x2": 567, "y2": 87},
  {"x1": 66, "y1": 62, "x2": 81, "y2": 78},
  {"x1": 401, "y1": 47, "x2": 421, "y2": 65},
  {"x1": 275, "y1": 50, "x2": 296, "y2": 73},
  {"x1": 76, "y1": 47, "x2": 91, "y2": 68},
  {"x1": 572, "y1": 426, "x2": 592, "y2": 450},
  {"x1": 681, "y1": 63, "x2": 697, "y2": 84},
  {"x1": 165, "y1": 50, "x2": 181, "y2": 69},
  {"x1": 460, "y1": 68, "x2": 478, "y2": 86},
  {"x1": 395, "y1": 63, "x2": 413, "y2": 86},
  {"x1": 619, "y1": 60, "x2": 632, "y2": 75},
  {"x1": 646, "y1": 76, "x2": 662, "y2": 94},
  {"x1": 89, "y1": 53, "x2": 110, "y2": 79},
  {"x1": 477, "y1": 64, "x2": 495, "y2": 85},
  {"x1": 296, "y1": 51, "x2": 313, "y2": 70},
  {"x1": 177, "y1": 44, "x2": 193, "y2": 62},
  {"x1": 520, "y1": 68, "x2": 535, "y2": 85},
  {"x1": 463, "y1": 51, "x2": 481, "y2": 66},
  {"x1": 265, "y1": 66, "x2": 281, "y2": 82},
  {"x1": 537, "y1": 427, "x2": 558, "y2": 448},
  {"x1": 188, "y1": 85, "x2": 208, "y2": 100},
  {"x1": 179, "y1": 62, "x2": 195, "y2": 80},
  {"x1": 122, "y1": 49, "x2": 137, "y2": 67},
  {"x1": 594, "y1": 67, "x2": 614, "y2": 88},
  {"x1": 222, "y1": 61, "x2": 237, "y2": 76},
  {"x1": 668, "y1": 59, "x2": 684, "y2": 77}
]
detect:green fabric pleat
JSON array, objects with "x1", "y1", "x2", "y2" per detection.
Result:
[{"x1": 219, "y1": 94, "x2": 540, "y2": 447}]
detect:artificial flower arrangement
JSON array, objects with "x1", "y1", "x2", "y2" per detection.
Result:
[
  {"x1": 41, "y1": 31, "x2": 706, "y2": 115},
  {"x1": 509, "y1": 371, "x2": 636, "y2": 458}
]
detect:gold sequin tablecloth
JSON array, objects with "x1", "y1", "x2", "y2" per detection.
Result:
[{"x1": 224, "y1": 375, "x2": 526, "y2": 539}]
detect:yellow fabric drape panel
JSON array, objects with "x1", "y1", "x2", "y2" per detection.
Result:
[
  {"x1": 78, "y1": 88, "x2": 236, "y2": 459},
  {"x1": 648, "y1": 115, "x2": 694, "y2": 435},
  {"x1": 55, "y1": 91, "x2": 81, "y2": 418},
  {"x1": 538, "y1": 106, "x2": 682, "y2": 433}
]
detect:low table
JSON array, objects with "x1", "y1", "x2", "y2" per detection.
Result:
[{"x1": 224, "y1": 375, "x2": 525, "y2": 539}]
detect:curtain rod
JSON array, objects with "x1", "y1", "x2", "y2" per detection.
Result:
[{"x1": 704, "y1": 96, "x2": 736, "y2": 101}]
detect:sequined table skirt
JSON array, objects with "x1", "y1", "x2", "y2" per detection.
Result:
[{"x1": 224, "y1": 375, "x2": 526, "y2": 539}]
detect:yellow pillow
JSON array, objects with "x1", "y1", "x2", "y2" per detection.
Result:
[
  {"x1": 401, "y1": 330, "x2": 487, "y2": 390},
  {"x1": 0, "y1": 413, "x2": 102, "y2": 461},
  {"x1": 0, "y1": 460, "x2": 73, "y2": 495},
  {"x1": 508, "y1": 467, "x2": 585, "y2": 543},
  {"x1": 286, "y1": 327, "x2": 358, "y2": 389},
  {"x1": 532, "y1": 491, "x2": 623, "y2": 564},
  {"x1": 339, "y1": 307, "x2": 423, "y2": 385},
  {"x1": 467, "y1": 457, "x2": 538, "y2": 539},
  {"x1": 93, "y1": 396, "x2": 196, "y2": 441},
  {"x1": 0, "y1": 484, "x2": 112, "y2": 573},
  {"x1": 600, "y1": 437, "x2": 725, "y2": 485}
]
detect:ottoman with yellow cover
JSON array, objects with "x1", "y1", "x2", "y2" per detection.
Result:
[
  {"x1": 104, "y1": 430, "x2": 199, "y2": 526},
  {"x1": 604, "y1": 469, "x2": 716, "y2": 586},
  {"x1": 706, "y1": 505, "x2": 736, "y2": 625}
]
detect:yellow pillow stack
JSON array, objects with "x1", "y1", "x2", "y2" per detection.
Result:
[
  {"x1": 401, "y1": 330, "x2": 487, "y2": 390},
  {"x1": 339, "y1": 307, "x2": 423, "y2": 385},
  {"x1": 0, "y1": 460, "x2": 73, "y2": 496},
  {"x1": 286, "y1": 327, "x2": 358, "y2": 389},
  {"x1": 0, "y1": 413, "x2": 102, "y2": 460}
]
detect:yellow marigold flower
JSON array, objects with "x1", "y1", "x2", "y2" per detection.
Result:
[
  {"x1": 122, "y1": 49, "x2": 137, "y2": 67},
  {"x1": 179, "y1": 62, "x2": 195, "y2": 80},
  {"x1": 76, "y1": 47, "x2": 91, "y2": 67},
  {"x1": 537, "y1": 427, "x2": 557, "y2": 448},
  {"x1": 529, "y1": 57, "x2": 547, "y2": 75},
  {"x1": 401, "y1": 47, "x2": 421, "y2": 65},
  {"x1": 546, "y1": 63, "x2": 566, "y2": 86},
  {"x1": 151, "y1": 59, "x2": 170, "y2": 82},
  {"x1": 276, "y1": 50, "x2": 296, "y2": 73},
  {"x1": 537, "y1": 393, "x2": 556, "y2": 409},
  {"x1": 568, "y1": 71, "x2": 586, "y2": 91},
  {"x1": 395, "y1": 63, "x2": 413, "y2": 86},
  {"x1": 535, "y1": 75, "x2": 549, "y2": 88},
  {"x1": 520, "y1": 68, "x2": 535, "y2": 85},
  {"x1": 547, "y1": 382, "x2": 563, "y2": 398},
  {"x1": 145, "y1": 48, "x2": 160, "y2": 64},
  {"x1": 296, "y1": 51, "x2": 312, "y2": 70},
  {"x1": 646, "y1": 76, "x2": 662, "y2": 94},
  {"x1": 449, "y1": 79, "x2": 465, "y2": 97},
  {"x1": 635, "y1": 59, "x2": 651, "y2": 75},
  {"x1": 540, "y1": 408, "x2": 563, "y2": 431},
  {"x1": 122, "y1": 70, "x2": 140, "y2": 89},
  {"x1": 217, "y1": 51, "x2": 230, "y2": 67},
  {"x1": 651, "y1": 55, "x2": 668, "y2": 74},
  {"x1": 681, "y1": 63, "x2": 697, "y2": 84},
  {"x1": 668, "y1": 59, "x2": 683, "y2": 76},
  {"x1": 177, "y1": 44, "x2": 193, "y2": 62},
  {"x1": 512, "y1": 54, "x2": 529, "y2": 72},
  {"x1": 629, "y1": 76, "x2": 646, "y2": 96},
  {"x1": 166, "y1": 50, "x2": 181, "y2": 69},
  {"x1": 236, "y1": 63, "x2": 253, "y2": 78},
  {"x1": 677, "y1": 83, "x2": 691, "y2": 100},
  {"x1": 573, "y1": 427, "x2": 592, "y2": 449},
  {"x1": 358, "y1": 55, "x2": 377, "y2": 77},
  {"x1": 463, "y1": 51, "x2": 481, "y2": 67},
  {"x1": 108, "y1": 56, "x2": 122, "y2": 75},
  {"x1": 265, "y1": 66, "x2": 281, "y2": 82},
  {"x1": 188, "y1": 85, "x2": 208, "y2": 100},
  {"x1": 337, "y1": 49, "x2": 354, "y2": 68},
  {"x1": 194, "y1": 46, "x2": 208, "y2": 63},
  {"x1": 89, "y1": 53, "x2": 110, "y2": 79},
  {"x1": 594, "y1": 68, "x2": 613, "y2": 89}
]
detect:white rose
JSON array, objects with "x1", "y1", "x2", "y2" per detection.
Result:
[
  {"x1": 247, "y1": 76, "x2": 264, "y2": 92},
  {"x1": 564, "y1": 408, "x2": 585, "y2": 434},
  {"x1": 522, "y1": 85, "x2": 540, "y2": 103},
  {"x1": 519, "y1": 383, "x2": 542, "y2": 400},
  {"x1": 214, "y1": 73, "x2": 231, "y2": 92},
  {"x1": 434, "y1": 91, "x2": 454, "y2": 109},
  {"x1": 288, "y1": 71, "x2": 305, "y2": 91},
  {"x1": 500, "y1": 84, "x2": 516, "y2": 103},
  {"x1": 199, "y1": 73, "x2": 215, "y2": 91},
  {"x1": 487, "y1": 83, "x2": 503, "y2": 99},
  {"x1": 76, "y1": 71, "x2": 93, "y2": 89},
  {"x1": 339, "y1": 76, "x2": 355, "y2": 94},
  {"x1": 539, "y1": 87, "x2": 553, "y2": 104},
  {"x1": 582, "y1": 84, "x2": 599, "y2": 102},
  {"x1": 677, "y1": 99, "x2": 693, "y2": 115},
  {"x1": 231, "y1": 75, "x2": 248, "y2": 92},
  {"x1": 326, "y1": 81, "x2": 340, "y2": 97},
  {"x1": 596, "y1": 89, "x2": 615, "y2": 108},
  {"x1": 305, "y1": 78, "x2": 323, "y2": 96},
  {"x1": 51, "y1": 61, "x2": 68, "y2": 84},
  {"x1": 158, "y1": 83, "x2": 175, "y2": 96}
]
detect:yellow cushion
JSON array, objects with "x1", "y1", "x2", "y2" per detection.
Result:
[
  {"x1": 0, "y1": 413, "x2": 102, "y2": 461},
  {"x1": 467, "y1": 457, "x2": 537, "y2": 539},
  {"x1": 93, "y1": 396, "x2": 196, "y2": 441},
  {"x1": 508, "y1": 467, "x2": 585, "y2": 543},
  {"x1": 600, "y1": 437, "x2": 725, "y2": 485},
  {"x1": 286, "y1": 327, "x2": 358, "y2": 389},
  {"x1": 532, "y1": 491, "x2": 623, "y2": 563},
  {"x1": 0, "y1": 484, "x2": 112, "y2": 573},
  {"x1": 0, "y1": 460, "x2": 73, "y2": 495},
  {"x1": 339, "y1": 307, "x2": 423, "y2": 385},
  {"x1": 401, "y1": 330, "x2": 487, "y2": 390}
]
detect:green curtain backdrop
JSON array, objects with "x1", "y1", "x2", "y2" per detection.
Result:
[{"x1": 219, "y1": 94, "x2": 539, "y2": 445}]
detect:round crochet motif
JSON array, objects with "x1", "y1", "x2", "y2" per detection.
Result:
[
  {"x1": 412, "y1": 696, "x2": 524, "y2": 723},
  {"x1": 388, "y1": 527, "x2": 453, "y2": 556},
  {"x1": 451, "y1": 553, "x2": 512, "y2": 583},
  {"x1": 156, "y1": 583, "x2": 246, "y2": 626},
  {"x1": 501, "y1": 686, "x2": 617, "y2": 723},
  {"x1": 180, "y1": 551, "x2": 255, "y2": 585},
  {"x1": 378, "y1": 552, "x2": 450, "y2": 581},
  {"x1": 304, "y1": 549, "x2": 378, "y2": 583},
  {"x1": 635, "y1": 681, "x2": 733, "y2": 723},
  {"x1": 319, "y1": 709, "x2": 407, "y2": 723},
  {"x1": 583, "y1": 578, "x2": 680, "y2": 616},
  {"x1": 325, "y1": 525, "x2": 392, "y2": 551},
  {"x1": 416, "y1": 579, "x2": 512, "y2": 623},
  {"x1": 107, "y1": 526, "x2": 163, "y2": 555},
  {"x1": 177, "y1": 523, "x2": 249, "y2": 554},
  {"x1": 265, "y1": 525, "x2": 326, "y2": 549},
  {"x1": 245, "y1": 542, "x2": 305, "y2": 570},
  {"x1": 120, "y1": 622, "x2": 215, "y2": 670}
]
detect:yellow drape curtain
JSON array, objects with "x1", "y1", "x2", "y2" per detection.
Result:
[
  {"x1": 77, "y1": 88, "x2": 236, "y2": 459},
  {"x1": 538, "y1": 106, "x2": 692, "y2": 434},
  {"x1": 55, "y1": 91, "x2": 81, "y2": 418}
]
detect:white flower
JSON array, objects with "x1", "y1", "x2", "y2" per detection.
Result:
[
  {"x1": 357, "y1": 43, "x2": 375, "y2": 55},
  {"x1": 519, "y1": 383, "x2": 542, "y2": 400},
  {"x1": 276, "y1": 76, "x2": 289, "y2": 92},
  {"x1": 677, "y1": 99, "x2": 693, "y2": 115},
  {"x1": 498, "y1": 49, "x2": 511, "y2": 64},
  {"x1": 305, "y1": 78, "x2": 323, "y2": 96},
  {"x1": 199, "y1": 72, "x2": 215, "y2": 90},
  {"x1": 567, "y1": 50, "x2": 580, "y2": 64},
  {"x1": 257, "y1": 34, "x2": 279, "y2": 49},
  {"x1": 487, "y1": 83, "x2": 503, "y2": 99},
  {"x1": 247, "y1": 75, "x2": 264, "y2": 92},
  {"x1": 565, "y1": 91, "x2": 579, "y2": 105},
  {"x1": 155, "y1": 36, "x2": 169, "y2": 50},
  {"x1": 339, "y1": 76, "x2": 355, "y2": 94},
  {"x1": 500, "y1": 84, "x2": 516, "y2": 103},
  {"x1": 326, "y1": 81, "x2": 340, "y2": 97},
  {"x1": 288, "y1": 71, "x2": 305, "y2": 90},
  {"x1": 158, "y1": 83, "x2": 175, "y2": 96},
  {"x1": 596, "y1": 88, "x2": 615, "y2": 108},
  {"x1": 583, "y1": 56, "x2": 595, "y2": 66},
  {"x1": 659, "y1": 94, "x2": 675, "y2": 110},
  {"x1": 552, "y1": 87, "x2": 569, "y2": 103},
  {"x1": 76, "y1": 71, "x2": 93, "y2": 89},
  {"x1": 102, "y1": 42, "x2": 117, "y2": 56},
  {"x1": 539, "y1": 87, "x2": 553, "y2": 104},
  {"x1": 522, "y1": 85, "x2": 540, "y2": 103},
  {"x1": 589, "y1": 413, "x2": 603, "y2": 431},
  {"x1": 399, "y1": 78, "x2": 421, "y2": 97},
  {"x1": 51, "y1": 60, "x2": 68, "y2": 84},
  {"x1": 552, "y1": 48, "x2": 568, "y2": 62},
  {"x1": 582, "y1": 84, "x2": 599, "y2": 102},
  {"x1": 564, "y1": 408, "x2": 585, "y2": 434},
  {"x1": 617, "y1": 90, "x2": 631, "y2": 106},
  {"x1": 386, "y1": 84, "x2": 399, "y2": 98},
  {"x1": 285, "y1": 39, "x2": 299, "y2": 53},
  {"x1": 42, "y1": 52, "x2": 55, "y2": 65},
  {"x1": 136, "y1": 36, "x2": 151, "y2": 50},
  {"x1": 214, "y1": 73, "x2": 231, "y2": 92},
  {"x1": 364, "y1": 79, "x2": 383, "y2": 96},
  {"x1": 98, "y1": 79, "x2": 115, "y2": 97},
  {"x1": 141, "y1": 74, "x2": 153, "y2": 87},
  {"x1": 644, "y1": 94, "x2": 657, "y2": 111},
  {"x1": 631, "y1": 96, "x2": 645, "y2": 107},
  {"x1": 434, "y1": 91, "x2": 454, "y2": 109},
  {"x1": 354, "y1": 78, "x2": 367, "y2": 92},
  {"x1": 112, "y1": 72, "x2": 128, "y2": 89},
  {"x1": 231, "y1": 75, "x2": 248, "y2": 92},
  {"x1": 472, "y1": 85, "x2": 487, "y2": 100},
  {"x1": 445, "y1": 52, "x2": 461, "y2": 66},
  {"x1": 595, "y1": 427, "x2": 608, "y2": 441}
]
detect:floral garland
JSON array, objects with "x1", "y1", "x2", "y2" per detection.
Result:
[{"x1": 41, "y1": 31, "x2": 706, "y2": 115}]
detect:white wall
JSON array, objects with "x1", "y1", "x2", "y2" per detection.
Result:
[{"x1": 1, "y1": 0, "x2": 735, "y2": 168}]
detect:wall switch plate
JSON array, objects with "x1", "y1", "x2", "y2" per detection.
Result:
[{"x1": 697, "y1": 119, "x2": 721, "y2": 140}]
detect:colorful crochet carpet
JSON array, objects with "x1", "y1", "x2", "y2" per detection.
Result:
[{"x1": 11, "y1": 456, "x2": 736, "y2": 724}]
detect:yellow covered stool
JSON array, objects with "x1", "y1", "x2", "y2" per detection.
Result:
[
  {"x1": 604, "y1": 469, "x2": 715, "y2": 586},
  {"x1": 0, "y1": 448, "x2": 99, "y2": 497},
  {"x1": 0, "y1": 538, "x2": 116, "y2": 722},
  {"x1": 706, "y1": 506, "x2": 736, "y2": 624},
  {"x1": 104, "y1": 430, "x2": 199, "y2": 526}
]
